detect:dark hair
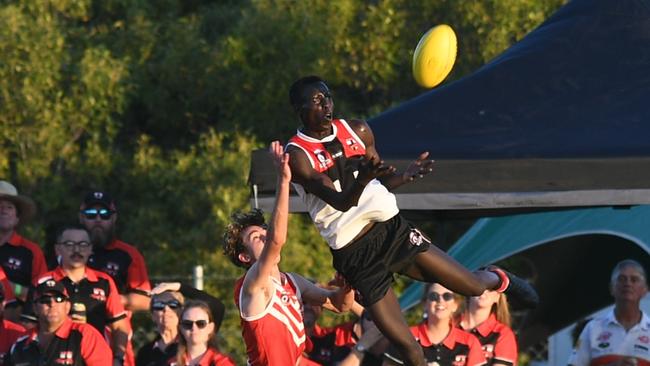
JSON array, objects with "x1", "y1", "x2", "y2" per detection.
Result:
[
  {"x1": 222, "y1": 209, "x2": 266, "y2": 268},
  {"x1": 55, "y1": 224, "x2": 90, "y2": 243},
  {"x1": 289, "y1": 75, "x2": 326, "y2": 111}
]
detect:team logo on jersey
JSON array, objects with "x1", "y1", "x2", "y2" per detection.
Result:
[
  {"x1": 91, "y1": 287, "x2": 107, "y2": 302},
  {"x1": 597, "y1": 342, "x2": 610, "y2": 349},
  {"x1": 639, "y1": 335, "x2": 650, "y2": 344},
  {"x1": 452, "y1": 355, "x2": 467, "y2": 366},
  {"x1": 482, "y1": 344, "x2": 495, "y2": 359},
  {"x1": 597, "y1": 331, "x2": 612, "y2": 342},
  {"x1": 5, "y1": 257, "x2": 21, "y2": 270},
  {"x1": 346, "y1": 138, "x2": 359, "y2": 151},
  {"x1": 314, "y1": 149, "x2": 331, "y2": 169},
  {"x1": 409, "y1": 228, "x2": 431, "y2": 247},
  {"x1": 104, "y1": 262, "x2": 120, "y2": 277},
  {"x1": 55, "y1": 350, "x2": 74, "y2": 365}
]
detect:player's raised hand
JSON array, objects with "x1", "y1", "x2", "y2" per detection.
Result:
[
  {"x1": 269, "y1": 141, "x2": 291, "y2": 181},
  {"x1": 357, "y1": 156, "x2": 396, "y2": 185},
  {"x1": 403, "y1": 151, "x2": 434, "y2": 183}
]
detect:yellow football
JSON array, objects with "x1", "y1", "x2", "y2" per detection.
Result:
[{"x1": 412, "y1": 24, "x2": 457, "y2": 88}]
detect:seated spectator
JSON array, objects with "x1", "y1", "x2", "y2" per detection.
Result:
[
  {"x1": 26, "y1": 224, "x2": 130, "y2": 364},
  {"x1": 136, "y1": 282, "x2": 225, "y2": 366},
  {"x1": 305, "y1": 300, "x2": 385, "y2": 366},
  {"x1": 383, "y1": 283, "x2": 486, "y2": 366},
  {"x1": 569, "y1": 259, "x2": 649, "y2": 366},
  {"x1": 5, "y1": 279, "x2": 112, "y2": 365},
  {"x1": 459, "y1": 289, "x2": 518, "y2": 365},
  {"x1": 174, "y1": 300, "x2": 234, "y2": 366},
  {"x1": 0, "y1": 282, "x2": 26, "y2": 364},
  {"x1": 0, "y1": 180, "x2": 47, "y2": 323}
]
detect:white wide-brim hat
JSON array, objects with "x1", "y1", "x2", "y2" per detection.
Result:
[{"x1": 0, "y1": 180, "x2": 37, "y2": 223}]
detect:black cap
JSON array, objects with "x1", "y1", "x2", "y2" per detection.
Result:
[
  {"x1": 81, "y1": 191, "x2": 116, "y2": 211},
  {"x1": 34, "y1": 278, "x2": 69, "y2": 299}
]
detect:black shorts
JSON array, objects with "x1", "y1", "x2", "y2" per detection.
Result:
[{"x1": 331, "y1": 214, "x2": 431, "y2": 306}]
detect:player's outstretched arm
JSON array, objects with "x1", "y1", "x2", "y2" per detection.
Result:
[
  {"x1": 242, "y1": 141, "x2": 291, "y2": 295},
  {"x1": 350, "y1": 119, "x2": 434, "y2": 191}
]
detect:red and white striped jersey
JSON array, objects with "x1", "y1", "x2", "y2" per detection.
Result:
[{"x1": 235, "y1": 272, "x2": 306, "y2": 366}]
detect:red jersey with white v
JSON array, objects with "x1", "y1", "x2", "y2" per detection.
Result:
[{"x1": 235, "y1": 273, "x2": 306, "y2": 366}]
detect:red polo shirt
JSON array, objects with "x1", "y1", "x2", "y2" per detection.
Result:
[
  {"x1": 0, "y1": 267, "x2": 16, "y2": 304},
  {"x1": 0, "y1": 319, "x2": 26, "y2": 362},
  {"x1": 88, "y1": 238, "x2": 151, "y2": 296},
  {"x1": 0, "y1": 232, "x2": 47, "y2": 299},
  {"x1": 384, "y1": 322, "x2": 486, "y2": 366},
  {"x1": 172, "y1": 348, "x2": 236, "y2": 366},
  {"x1": 33, "y1": 267, "x2": 126, "y2": 333},
  {"x1": 7, "y1": 317, "x2": 112, "y2": 365},
  {"x1": 468, "y1": 313, "x2": 518, "y2": 366}
]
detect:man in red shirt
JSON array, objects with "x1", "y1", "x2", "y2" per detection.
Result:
[
  {"x1": 79, "y1": 191, "x2": 150, "y2": 366},
  {"x1": 0, "y1": 282, "x2": 26, "y2": 364},
  {"x1": 26, "y1": 224, "x2": 130, "y2": 365},
  {"x1": 79, "y1": 191, "x2": 151, "y2": 311},
  {"x1": 224, "y1": 142, "x2": 354, "y2": 366},
  {"x1": 0, "y1": 180, "x2": 47, "y2": 323},
  {"x1": 5, "y1": 279, "x2": 112, "y2": 365}
]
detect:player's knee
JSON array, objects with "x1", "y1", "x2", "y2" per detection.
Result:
[{"x1": 395, "y1": 337, "x2": 424, "y2": 363}]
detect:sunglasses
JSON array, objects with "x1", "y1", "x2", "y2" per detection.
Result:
[
  {"x1": 151, "y1": 300, "x2": 181, "y2": 311},
  {"x1": 57, "y1": 240, "x2": 91, "y2": 249},
  {"x1": 180, "y1": 319, "x2": 210, "y2": 331},
  {"x1": 427, "y1": 292, "x2": 455, "y2": 302},
  {"x1": 37, "y1": 295, "x2": 67, "y2": 305},
  {"x1": 81, "y1": 208, "x2": 114, "y2": 220}
]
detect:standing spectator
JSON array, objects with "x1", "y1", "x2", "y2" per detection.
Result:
[
  {"x1": 79, "y1": 191, "x2": 151, "y2": 311},
  {"x1": 460, "y1": 289, "x2": 518, "y2": 366},
  {"x1": 79, "y1": 190, "x2": 151, "y2": 366},
  {"x1": 383, "y1": 283, "x2": 486, "y2": 366},
  {"x1": 0, "y1": 181, "x2": 47, "y2": 322},
  {"x1": 223, "y1": 142, "x2": 354, "y2": 366},
  {"x1": 0, "y1": 282, "x2": 26, "y2": 365},
  {"x1": 569, "y1": 259, "x2": 649, "y2": 366},
  {"x1": 5, "y1": 279, "x2": 112, "y2": 365},
  {"x1": 174, "y1": 300, "x2": 234, "y2": 366},
  {"x1": 27, "y1": 224, "x2": 130, "y2": 365},
  {"x1": 136, "y1": 282, "x2": 225, "y2": 366}
]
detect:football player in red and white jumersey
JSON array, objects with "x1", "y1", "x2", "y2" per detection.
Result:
[{"x1": 224, "y1": 142, "x2": 354, "y2": 366}]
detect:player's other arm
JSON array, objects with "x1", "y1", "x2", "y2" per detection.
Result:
[
  {"x1": 288, "y1": 125, "x2": 394, "y2": 212},
  {"x1": 293, "y1": 274, "x2": 354, "y2": 313},
  {"x1": 349, "y1": 119, "x2": 434, "y2": 191}
]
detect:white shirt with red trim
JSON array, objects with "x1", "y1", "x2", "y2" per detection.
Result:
[{"x1": 569, "y1": 310, "x2": 650, "y2": 366}]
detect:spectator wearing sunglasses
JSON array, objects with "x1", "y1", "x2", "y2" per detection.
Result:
[
  {"x1": 459, "y1": 288, "x2": 517, "y2": 365},
  {"x1": 5, "y1": 279, "x2": 112, "y2": 365},
  {"x1": 223, "y1": 142, "x2": 354, "y2": 366},
  {"x1": 136, "y1": 282, "x2": 225, "y2": 366},
  {"x1": 0, "y1": 180, "x2": 47, "y2": 323},
  {"x1": 25, "y1": 224, "x2": 130, "y2": 365},
  {"x1": 383, "y1": 283, "x2": 485, "y2": 366},
  {"x1": 79, "y1": 190, "x2": 151, "y2": 312},
  {"x1": 0, "y1": 282, "x2": 26, "y2": 364},
  {"x1": 175, "y1": 300, "x2": 234, "y2": 366}
]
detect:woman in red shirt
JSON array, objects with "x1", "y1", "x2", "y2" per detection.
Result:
[
  {"x1": 460, "y1": 290, "x2": 518, "y2": 366},
  {"x1": 174, "y1": 301, "x2": 234, "y2": 366}
]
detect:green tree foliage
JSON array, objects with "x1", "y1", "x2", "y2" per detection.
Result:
[{"x1": 0, "y1": 0, "x2": 564, "y2": 361}]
